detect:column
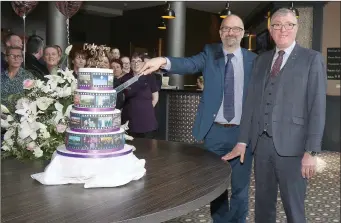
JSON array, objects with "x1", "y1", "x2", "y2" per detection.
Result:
[
  {"x1": 46, "y1": 1, "x2": 67, "y2": 50},
  {"x1": 167, "y1": 1, "x2": 186, "y2": 89}
]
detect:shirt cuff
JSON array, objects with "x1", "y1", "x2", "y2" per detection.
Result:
[{"x1": 160, "y1": 57, "x2": 171, "y2": 70}]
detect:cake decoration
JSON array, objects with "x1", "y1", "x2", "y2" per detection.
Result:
[
  {"x1": 69, "y1": 109, "x2": 121, "y2": 133},
  {"x1": 74, "y1": 89, "x2": 117, "y2": 111}
]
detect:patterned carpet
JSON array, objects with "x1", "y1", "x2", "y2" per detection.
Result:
[{"x1": 166, "y1": 151, "x2": 340, "y2": 223}]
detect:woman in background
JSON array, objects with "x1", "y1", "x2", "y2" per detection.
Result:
[
  {"x1": 1, "y1": 46, "x2": 34, "y2": 111},
  {"x1": 120, "y1": 56, "x2": 131, "y2": 75},
  {"x1": 43, "y1": 46, "x2": 60, "y2": 73},
  {"x1": 68, "y1": 44, "x2": 88, "y2": 78},
  {"x1": 121, "y1": 53, "x2": 159, "y2": 138},
  {"x1": 110, "y1": 59, "x2": 125, "y2": 110}
]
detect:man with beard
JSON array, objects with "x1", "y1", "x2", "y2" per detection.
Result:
[{"x1": 138, "y1": 15, "x2": 257, "y2": 223}]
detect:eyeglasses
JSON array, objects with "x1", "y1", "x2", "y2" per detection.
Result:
[
  {"x1": 220, "y1": 26, "x2": 244, "y2": 33},
  {"x1": 271, "y1": 23, "x2": 296, "y2": 30},
  {"x1": 6, "y1": 54, "x2": 23, "y2": 59},
  {"x1": 131, "y1": 61, "x2": 142, "y2": 65}
]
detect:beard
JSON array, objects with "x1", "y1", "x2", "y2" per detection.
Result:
[{"x1": 223, "y1": 36, "x2": 238, "y2": 47}]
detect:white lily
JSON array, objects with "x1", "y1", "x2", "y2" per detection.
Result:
[
  {"x1": 36, "y1": 97, "x2": 55, "y2": 111},
  {"x1": 15, "y1": 98, "x2": 30, "y2": 110},
  {"x1": 16, "y1": 101, "x2": 42, "y2": 123},
  {"x1": 34, "y1": 79, "x2": 44, "y2": 89},
  {"x1": 45, "y1": 74, "x2": 65, "y2": 84},
  {"x1": 53, "y1": 102, "x2": 73, "y2": 124},
  {"x1": 56, "y1": 85, "x2": 72, "y2": 98},
  {"x1": 46, "y1": 79, "x2": 59, "y2": 92},
  {"x1": 4, "y1": 128, "x2": 15, "y2": 141},
  {"x1": 18, "y1": 120, "x2": 41, "y2": 140},
  {"x1": 41, "y1": 84, "x2": 53, "y2": 93},
  {"x1": 63, "y1": 69, "x2": 76, "y2": 84},
  {"x1": 70, "y1": 79, "x2": 78, "y2": 92},
  {"x1": 65, "y1": 45, "x2": 73, "y2": 55},
  {"x1": 33, "y1": 147, "x2": 43, "y2": 158},
  {"x1": 0, "y1": 115, "x2": 14, "y2": 128},
  {"x1": 1, "y1": 104, "x2": 10, "y2": 113},
  {"x1": 5, "y1": 138, "x2": 14, "y2": 146},
  {"x1": 1, "y1": 144, "x2": 10, "y2": 151},
  {"x1": 125, "y1": 134, "x2": 134, "y2": 141}
]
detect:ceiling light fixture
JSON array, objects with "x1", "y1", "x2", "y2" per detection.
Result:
[
  {"x1": 158, "y1": 19, "x2": 167, "y2": 30},
  {"x1": 220, "y1": 2, "x2": 232, "y2": 19},
  {"x1": 162, "y1": 2, "x2": 175, "y2": 19},
  {"x1": 289, "y1": 2, "x2": 299, "y2": 18}
]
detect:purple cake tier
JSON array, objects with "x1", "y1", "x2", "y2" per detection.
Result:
[
  {"x1": 57, "y1": 144, "x2": 133, "y2": 158},
  {"x1": 74, "y1": 89, "x2": 117, "y2": 112},
  {"x1": 65, "y1": 128, "x2": 125, "y2": 153},
  {"x1": 77, "y1": 68, "x2": 114, "y2": 90},
  {"x1": 69, "y1": 109, "x2": 121, "y2": 133}
]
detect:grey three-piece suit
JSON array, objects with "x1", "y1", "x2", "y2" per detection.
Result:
[{"x1": 238, "y1": 43, "x2": 327, "y2": 223}]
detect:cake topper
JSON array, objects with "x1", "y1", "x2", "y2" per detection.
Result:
[{"x1": 83, "y1": 43, "x2": 112, "y2": 68}]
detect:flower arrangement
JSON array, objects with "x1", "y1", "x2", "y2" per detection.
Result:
[
  {"x1": 1, "y1": 67, "x2": 77, "y2": 160},
  {"x1": 1, "y1": 44, "x2": 133, "y2": 161}
]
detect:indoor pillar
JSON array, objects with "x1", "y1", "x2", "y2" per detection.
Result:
[
  {"x1": 46, "y1": 2, "x2": 67, "y2": 50},
  {"x1": 167, "y1": 1, "x2": 186, "y2": 89}
]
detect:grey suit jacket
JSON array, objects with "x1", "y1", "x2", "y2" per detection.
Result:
[{"x1": 238, "y1": 44, "x2": 327, "y2": 156}]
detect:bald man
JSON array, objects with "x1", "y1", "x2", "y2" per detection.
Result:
[{"x1": 139, "y1": 15, "x2": 257, "y2": 223}]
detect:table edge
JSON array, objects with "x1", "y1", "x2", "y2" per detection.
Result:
[{"x1": 117, "y1": 174, "x2": 231, "y2": 223}]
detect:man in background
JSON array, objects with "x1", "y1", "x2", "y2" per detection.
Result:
[{"x1": 25, "y1": 35, "x2": 49, "y2": 80}]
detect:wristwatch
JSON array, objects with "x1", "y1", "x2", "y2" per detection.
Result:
[{"x1": 306, "y1": 151, "x2": 318, "y2": 156}]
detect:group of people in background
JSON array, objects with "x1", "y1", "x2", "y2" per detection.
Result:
[{"x1": 1, "y1": 34, "x2": 161, "y2": 138}]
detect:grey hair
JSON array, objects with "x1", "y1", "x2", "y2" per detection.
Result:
[{"x1": 271, "y1": 8, "x2": 298, "y2": 22}]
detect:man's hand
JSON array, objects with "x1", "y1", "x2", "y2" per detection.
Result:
[
  {"x1": 222, "y1": 143, "x2": 247, "y2": 163},
  {"x1": 138, "y1": 57, "x2": 167, "y2": 75},
  {"x1": 301, "y1": 152, "x2": 317, "y2": 179}
]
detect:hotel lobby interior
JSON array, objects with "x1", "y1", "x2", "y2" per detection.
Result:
[{"x1": 1, "y1": 1, "x2": 340, "y2": 222}]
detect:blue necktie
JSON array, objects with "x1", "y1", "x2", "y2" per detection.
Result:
[{"x1": 224, "y1": 54, "x2": 235, "y2": 122}]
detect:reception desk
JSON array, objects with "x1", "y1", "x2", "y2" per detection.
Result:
[{"x1": 154, "y1": 87, "x2": 202, "y2": 144}]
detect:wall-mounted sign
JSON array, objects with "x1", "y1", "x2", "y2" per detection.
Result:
[{"x1": 327, "y1": 48, "x2": 341, "y2": 80}]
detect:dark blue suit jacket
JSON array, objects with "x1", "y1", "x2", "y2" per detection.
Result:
[{"x1": 168, "y1": 43, "x2": 257, "y2": 141}]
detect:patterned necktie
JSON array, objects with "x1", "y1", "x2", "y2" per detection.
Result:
[
  {"x1": 223, "y1": 53, "x2": 235, "y2": 122},
  {"x1": 270, "y1": 50, "x2": 285, "y2": 77}
]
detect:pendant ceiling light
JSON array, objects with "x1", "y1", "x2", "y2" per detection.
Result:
[
  {"x1": 158, "y1": 19, "x2": 167, "y2": 30},
  {"x1": 289, "y1": 2, "x2": 299, "y2": 18},
  {"x1": 162, "y1": 2, "x2": 175, "y2": 19},
  {"x1": 220, "y1": 2, "x2": 232, "y2": 19}
]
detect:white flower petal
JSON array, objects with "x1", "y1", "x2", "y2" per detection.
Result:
[{"x1": 1, "y1": 104, "x2": 10, "y2": 113}]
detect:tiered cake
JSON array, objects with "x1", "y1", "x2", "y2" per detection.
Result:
[
  {"x1": 57, "y1": 68, "x2": 130, "y2": 158},
  {"x1": 31, "y1": 68, "x2": 146, "y2": 188}
]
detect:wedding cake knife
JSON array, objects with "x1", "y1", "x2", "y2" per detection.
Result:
[{"x1": 114, "y1": 74, "x2": 142, "y2": 93}]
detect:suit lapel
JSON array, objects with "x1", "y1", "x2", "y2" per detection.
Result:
[
  {"x1": 214, "y1": 44, "x2": 226, "y2": 94},
  {"x1": 279, "y1": 44, "x2": 300, "y2": 78},
  {"x1": 241, "y1": 49, "x2": 254, "y2": 102}
]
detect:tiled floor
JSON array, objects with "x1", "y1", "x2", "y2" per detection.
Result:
[{"x1": 166, "y1": 151, "x2": 340, "y2": 223}]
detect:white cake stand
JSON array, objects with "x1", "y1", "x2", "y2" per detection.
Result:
[{"x1": 31, "y1": 144, "x2": 146, "y2": 188}]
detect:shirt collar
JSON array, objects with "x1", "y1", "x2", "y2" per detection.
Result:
[
  {"x1": 222, "y1": 47, "x2": 242, "y2": 61},
  {"x1": 275, "y1": 41, "x2": 296, "y2": 56}
]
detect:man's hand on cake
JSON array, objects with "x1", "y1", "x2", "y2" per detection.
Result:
[{"x1": 139, "y1": 57, "x2": 167, "y2": 75}]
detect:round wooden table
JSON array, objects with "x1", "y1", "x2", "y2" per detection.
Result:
[{"x1": 1, "y1": 139, "x2": 231, "y2": 223}]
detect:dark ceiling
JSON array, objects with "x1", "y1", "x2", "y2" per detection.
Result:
[{"x1": 81, "y1": 1, "x2": 268, "y2": 20}]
